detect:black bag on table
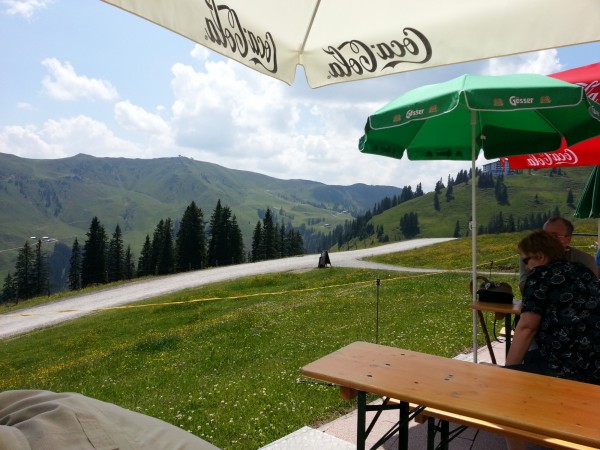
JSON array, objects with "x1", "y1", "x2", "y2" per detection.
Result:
[{"x1": 470, "y1": 275, "x2": 514, "y2": 304}]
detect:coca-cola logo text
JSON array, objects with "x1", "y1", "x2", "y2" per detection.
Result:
[
  {"x1": 524, "y1": 148, "x2": 579, "y2": 168},
  {"x1": 579, "y1": 80, "x2": 600, "y2": 102},
  {"x1": 204, "y1": 0, "x2": 277, "y2": 73},
  {"x1": 325, "y1": 28, "x2": 432, "y2": 80}
]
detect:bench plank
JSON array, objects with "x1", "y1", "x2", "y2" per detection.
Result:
[{"x1": 413, "y1": 404, "x2": 595, "y2": 450}]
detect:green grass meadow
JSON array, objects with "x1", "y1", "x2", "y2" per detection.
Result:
[{"x1": 1, "y1": 233, "x2": 596, "y2": 449}]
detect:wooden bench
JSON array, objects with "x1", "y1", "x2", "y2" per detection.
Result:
[
  {"x1": 401, "y1": 400, "x2": 596, "y2": 450},
  {"x1": 301, "y1": 341, "x2": 600, "y2": 450}
]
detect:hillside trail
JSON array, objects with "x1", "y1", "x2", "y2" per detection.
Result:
[{"x1": 0, "y1": 238, "x2": 454, "y2": 340}]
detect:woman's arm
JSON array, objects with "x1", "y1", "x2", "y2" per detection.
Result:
[{"x1": 505, "y1": 311, "x2": 541, "y2": 366}]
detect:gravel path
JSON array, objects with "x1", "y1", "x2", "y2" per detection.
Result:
[{"x1": 0, "y1": 238, "x2": 454, "y2": 339}]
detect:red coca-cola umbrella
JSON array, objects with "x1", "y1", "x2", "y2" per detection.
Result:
[{"x1": 503, "y1": 62, "x2": 600, "y2": 169}]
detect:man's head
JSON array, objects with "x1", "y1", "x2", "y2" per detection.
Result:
[
  {"x1": 518, "y1": 229, "x2": 566, "y2": 269},
  {"x1": 542, "y1": 216, "x2": 574, "y2": 251}
]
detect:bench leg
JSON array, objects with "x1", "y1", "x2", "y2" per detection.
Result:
[
  {"x1": 426, "y1": 418, "x2": 450, "y2": 450},
  {"x1": 357, "y1": 391, "x2": 366, "y2": 450},
  {"x1": 399, "y1": 401, "x2": 409, "y2": 450},
  {"x1": 427, "y1": 417, "x2": 436, "y2": 450},
  {"x1": 427, "y1": 418, "x2": 467, "y2": 450},
  {"x1": 440, "y1": 420, "x2": 449, "y2": 450}
]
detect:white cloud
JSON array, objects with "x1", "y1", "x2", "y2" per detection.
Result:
[
  {"x1": 114, "y1": 100, "x2": 170, "y2": 135},
  {"x1": 17, "y1": 101, "x2": 33, "y2": 110},
  {"x1": 0, "y1": 116, "x2": 143, "y2": 159},
  {"x1": 0, "y1": 124, "x2": 60, "y2": 158},
  {"x1": 482, "y1": 49, "x2": 563, "y2": 76},
  {"x1": 1, "y1": 0, "x2": 52, "y2": 19},
  {"x1": 190, "y1": 44, "x2": 211, "y2": 63},
  {"x1": 170, "y1": 59, "x2": 300, "y2": 153},
  {"x1": 160, "y1": 50, "x2": 508, "y2": 190},
  {"x1": 42, "y1": 58, "x2": 119, "y2": 102}
]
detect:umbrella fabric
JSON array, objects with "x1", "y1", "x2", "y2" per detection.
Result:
[
  {"x1": 575, "y1": 166, "x2": 600, "y2": 219},
  {"x1": 504, "y1": 62, "x2": 600, "y2": 169},
  {"x1": 358, "y1": 73, "x2": 600, "y2": 362},
  {"x1": 574, "y1": 166, "x2": 600, "y2": 250},
  {"x1": 553, "y1": 62, "x2": 600, "y2": 103},
  {"x1": 359, "y1": 74, "x2": 600, "y2": 161},
  {"x1": 504, "y1": 137, "x2": 600, "y2": 169},
  {"x1": 101, "y1": 0, "x2": 600, "y2": 88}
]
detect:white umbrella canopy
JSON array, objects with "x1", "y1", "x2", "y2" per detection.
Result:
[{"x1": 101, "y1": 0, "x2": 600, "y2": 88}]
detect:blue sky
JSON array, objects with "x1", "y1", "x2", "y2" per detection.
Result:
[{"x1": 1, "y1": 0, "x2": 600, "y2": 191}]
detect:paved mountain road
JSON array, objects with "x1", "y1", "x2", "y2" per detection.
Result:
[{"x1": 0, "y1": 238, "x2": 454, "y2": 340}]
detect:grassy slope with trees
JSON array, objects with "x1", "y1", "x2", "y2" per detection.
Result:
[
  {"x1": 359, "y1": 167, "x2": 596, "y2": 248},
  {"x1": 0, "y1": 153, "x2": 402, "y2": 279}
]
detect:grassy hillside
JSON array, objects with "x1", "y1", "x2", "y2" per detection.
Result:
[
  {"x1": 0, "y1": 267, "x2": 482, "y2": 449},
  {"x1": 368, "y1": 167, "x2": 597, "y2": 242},
  {"x1": 0, "y1": 153, "x2": 402, "y2": 279}
]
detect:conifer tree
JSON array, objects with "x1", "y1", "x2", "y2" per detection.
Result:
[
  {"x1": 137, "y1": 235, "x2": 153, "y2": 277},
  {"x1": 176, "y1": 201, "x2": 206, "y2": 271},
  {"x1": 433, "y1": 192, "x2": 440, "y2": 211},
  {"x1": 445, "y1": 182, "x2": 454, "y2": 202},
  {"x1": 124, "y1": 245, "x2": 135, "y2": 280},
  {"x1": 286, "y1": 228, "x2": 305, "y2": 256},
  {"x1": 400, "y1": 185, "x2": 414, "y2": 203},
  {"x1": 400, "y1": 212, "x2": 420, "y2": 238},
  {"x1": 215, "y1": 205, "x2": 244, "y2": 265},
  {"x1": 262, "y1": 208, "x2": 278, "y2": 260},
  {"x1": 1, "y1": 273, "x2": 15, "y2": 304},
  {"x1": 108, "y1": 224, "x2": 124, "y2": 282},
  {"x1": 415, "y1": 182, "x2": 424, "y2": 196},
  {"x1": 14, "y1": 241, "x2": 35, "y2": 302},
  {"x1": 278, "y1": 221, "x2": 286, "y2": 258},
  {"x1": 507, "y1": 214, "x2": 516, "y2": 233},
  {"x1": 151, "y1": 218, "x2": 175, "y2": 275},
  {"x1": 69, "y1": 238, "x2": 82, "y2": 291},
  {"x1": 251, "y1": 221, "x2": 263, "y2": 262},
  {"x1": 453, "y1": 220, "x2": 461, "y2": 238},
  {"x1": 228, "y1": 214, "x2": 245, "y2": 264},
  {"x1": 33, "y1": 239, "x2": 49, "y2": 296},
  {"x1": 81, "y1": 217, "x2": 108, "y2": 287}
]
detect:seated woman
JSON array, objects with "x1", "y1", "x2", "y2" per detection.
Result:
[{"x1": 506, "y1": 229, "x2": 600, "y2": 384}]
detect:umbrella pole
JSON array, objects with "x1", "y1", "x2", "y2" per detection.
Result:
[{"x1": 471, "y1": 110, "x2": 478, "y2": 363}]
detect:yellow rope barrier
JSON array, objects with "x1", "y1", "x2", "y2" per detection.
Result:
[{"x1": 3, "y1": 254, "x2": 521, "y2": 318}]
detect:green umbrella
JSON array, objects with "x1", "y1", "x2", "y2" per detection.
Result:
[
  {"x1": 358, "y1": 73, "x2": 600, "y2": 361},
  {"x1": 575, "y1": 166, "x2": 600, "y2": 219},
  {"x1": 574, "y1": 165, "x2": 600, "y2": 249},
  {"x1": 359, "y1": 73, "x2": 600, "y2": 160}
]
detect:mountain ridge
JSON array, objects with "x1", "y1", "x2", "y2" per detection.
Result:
[{"x1": 0, "y1": 152, "x2": 402, "y2": 277}]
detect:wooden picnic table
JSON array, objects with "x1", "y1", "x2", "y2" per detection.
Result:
[{"x1": 301, "y1": 341, "x2": 600, "y2": 450}]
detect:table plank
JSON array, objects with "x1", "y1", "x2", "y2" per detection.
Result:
[
  {"x1": 301, "y1": 341, "x2": 600, "y2": 448},
  {"x1": 469, "y1": 300, "x2": 522, "y2": 315}
]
